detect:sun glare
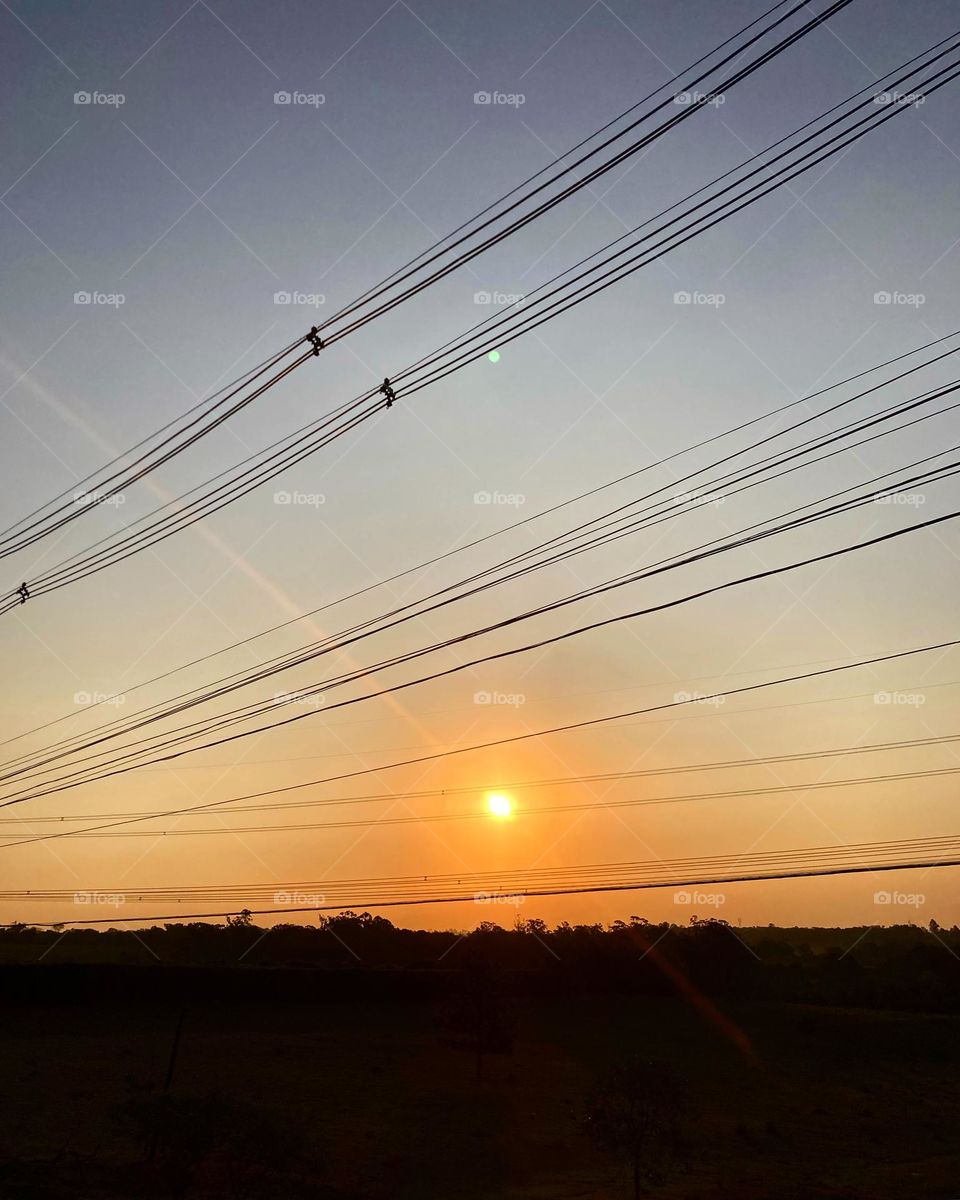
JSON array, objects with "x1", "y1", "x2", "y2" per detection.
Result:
[{"x1": 486, "y1": 791, "x2": 513, "y2": 818}]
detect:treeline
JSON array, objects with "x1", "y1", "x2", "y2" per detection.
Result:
[{"x1": 2, "y1": 914, "x2": 958, "y2": 1011}]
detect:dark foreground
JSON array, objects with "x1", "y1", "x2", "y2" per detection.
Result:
[{"x1": 1, "y1": 961, "x2": 958, "y2": 1199}]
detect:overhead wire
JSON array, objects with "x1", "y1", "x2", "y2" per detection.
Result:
[
  {"x1": 6, "y1": 833, "x2": 959, "y2": 926},
  {"x1": 11, "y1": 4, "x2": 939, "y2": 611},
  {"x1": 2, "y1": 728, "x2": 956, "y2": 827},
  {"x1": 4, "y1": 324, "x2": 957, "y2": 757},
  {"x1": 6, "y1": 762, "x2": 957, "y2": 840},
  {"x1": 0, "y1": 0, "x2": 834, "y2": 569},
  {"x1": 3, "y1": 436, "x2": 958, "y2": 798},
  {"x1": 2, "y1": 631, "x2": 958, "y2": 820}
]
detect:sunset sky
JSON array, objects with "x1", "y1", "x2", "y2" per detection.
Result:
[{"x1": 1, "y1": 0, "x2": 959, "y2": 932}]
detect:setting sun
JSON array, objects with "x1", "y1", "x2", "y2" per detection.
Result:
[
  {"x1": 486, "y1": 792, "x2": 514, "y2": 818},
  {"x1": 6, "y1": 2, "x2": 960, "y2": 1193}
]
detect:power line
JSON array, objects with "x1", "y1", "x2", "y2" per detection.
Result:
[
  {"x1": 5, "y1": 729, "x2": 954, "y2": 826},
  {"x1": 4, "y1": 324, "x2": 957, "y2": 758},
  {"x1": 396, "y1": 30, "x2": 960, "y2": 391},
  {"x1": 7, "y1": 763, "x2": 957, "y2": 841},
  {"x1": 6, "y1": 361, "x2": 958, "y2": 791},
  {"x1": 316, "y1": 0, "x2": 801, "y2": 329},
  {"x1": 0, "y1": 337, "x2": 314, "y2": 558},
  {"x1": 0, "y1": 333, "x2": 308, "y2": 547},
  {"x1": 6, "y1": 833, "x2": 958, "y2": 926},
  {"x1": 397, "y1": 49, "x2": 960, "y2": 398},
  {"x1": 14, "y1": 831, "x2": 960, "y2": 900},
  {"x1": 0, "y1": 0, "x2": 833, "y2": 574},
  {"x1": 4, "y1": 457, "x2": 958, "y2": 803},
  {"x1": 8, "y1": 459, "x2": 960, "y2": 799},
  {"x1": 9, "y1": 10, "x2": 948, "y2": 614},
  {"x1": 317, "y1": 0, "x2": 858, "y2": 343},
  {"x1": 3, "y1": 635, "x2": 957, "y2": 840}
]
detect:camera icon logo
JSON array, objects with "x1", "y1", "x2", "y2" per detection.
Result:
[{"x1": 274, "y1": 91, "x2": 292, "y2": 105}]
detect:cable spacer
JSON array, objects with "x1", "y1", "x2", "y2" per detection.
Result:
[
  {"x1": 307, "y1": 326, "x2": 325, "y2": 356},
  {"x1": 380, "y1": 377, "x2": 397, "y2": 408},
  {"x1": 17, "y1": 582, "x2": 29, "y2": 605}
]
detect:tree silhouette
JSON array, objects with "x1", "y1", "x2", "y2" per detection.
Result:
[
  {"x1": 442, "y1": 963, "x2": 514, "y2": 1081},
  {"x1": 586, "y1": 1055, "x2": 689, "y2": 1199}
]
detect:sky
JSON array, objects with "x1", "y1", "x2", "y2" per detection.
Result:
[{"x1": 1, "y1": 0, "x2": 959, "y2": 935}]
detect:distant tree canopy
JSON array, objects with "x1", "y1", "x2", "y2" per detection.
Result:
[{"x1": 1, "y1": 915, "x2": 957, "y2": 1011}]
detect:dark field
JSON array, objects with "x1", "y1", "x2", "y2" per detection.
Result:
[{"x1": 1, "y1": 966, "x2": 958, "y2": 1199}]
